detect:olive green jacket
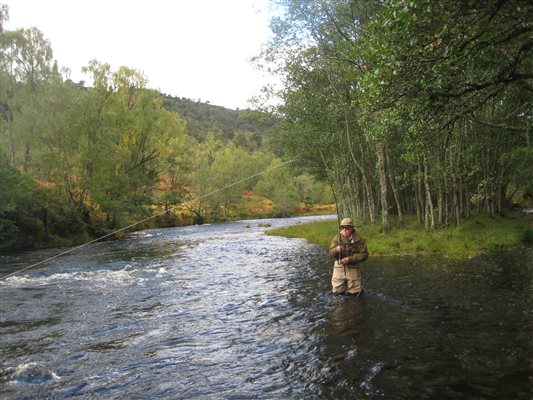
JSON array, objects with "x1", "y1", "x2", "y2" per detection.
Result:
[{"x1": 329, "y1": 232, "x2": 368, "y2": 266}]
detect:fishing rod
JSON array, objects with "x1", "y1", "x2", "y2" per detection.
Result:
[
  {"x1": 356, "y1": 272, "x2": 370, "y2": 299},
  {"x1": 317, "y1": 149, "x2": 345, "y2": 270}
]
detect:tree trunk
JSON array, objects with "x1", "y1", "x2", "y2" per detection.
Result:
[
  {"x1": 354, "y1": 141, "x2": 376, "y2": 223},
  {"x1": 437, "y1": 179, "x2": 444, "y2": 227},
  {"x1": 376, "y1": 140, "x2": 389, "y2": 230},
  {"x1": 386, "y1": 145, "x2": 403, "y2": 225},
  {"x1": 453, "y1": 178, "x2": 461, "y2": 226},
  {"x1": 416, "y1": 163, "x2": 424, "y2": 225},
  {"x1": 341, "y1": 111, "x2": 376, "y2": 222},
  {"x1": 423, "y1": 155, "x2": 435, "y2": 229},
  {"x1": 436, "y1": 153, "x2": 445, "y2": 227}
]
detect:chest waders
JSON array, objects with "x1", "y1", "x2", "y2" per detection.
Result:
[{"x1": 332, "y1": 235, "x2": 362, "y2": 295}]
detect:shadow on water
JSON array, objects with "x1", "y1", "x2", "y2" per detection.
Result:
[{"x1": 0, "y1": 216, "x2": 531, "y2": 399}]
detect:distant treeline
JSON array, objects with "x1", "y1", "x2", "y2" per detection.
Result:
[
  {"x1": 163, "y1": 96, "x2": 277, "y2": 148},
  {"x1": 260, "y1": 0, "x2": 532, "y2": 229}
]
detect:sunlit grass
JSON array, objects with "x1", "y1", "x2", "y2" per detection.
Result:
[{"x1": 266, "y1": 213, "x2": 532, "y2": 259}]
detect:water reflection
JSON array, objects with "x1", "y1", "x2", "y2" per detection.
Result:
[
  {"x1": 323, "y1": 296, "x2": 366, "y2": 369},
  {"x1": 329, "y1": 297, "x2": 365, "y2": 337}
]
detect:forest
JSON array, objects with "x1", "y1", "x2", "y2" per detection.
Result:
[
  {"x1": 1, "y1": 0, "x2": 531, "y2": 253},
  {"x1": 258, "y1": 0, "x2": 531, "y2": 230}
]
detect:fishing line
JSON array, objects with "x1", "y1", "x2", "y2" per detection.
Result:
[{"x1": 1, "y1": 159, "x2": 296, "y2": 280}]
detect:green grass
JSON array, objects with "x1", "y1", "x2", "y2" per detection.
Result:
[{"x1": 266, "y1": 213, "x2": 532, "y2": 259}]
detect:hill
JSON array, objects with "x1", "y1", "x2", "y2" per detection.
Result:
[{"x1": 162, "y1": 96, "x2": 278, "y2": 149}]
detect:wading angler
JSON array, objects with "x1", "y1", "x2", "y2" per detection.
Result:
[{"x1": 329, "y1": 218, "x2": 368, "y2": 296}]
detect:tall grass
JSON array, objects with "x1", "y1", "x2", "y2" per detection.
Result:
[{"x1": 266, "y1": 213, "x2": 532, "y2": 259}]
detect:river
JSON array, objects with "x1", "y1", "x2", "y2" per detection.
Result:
[{"x1": 1, "y1": 215, "x2": 531, "y2": 399}]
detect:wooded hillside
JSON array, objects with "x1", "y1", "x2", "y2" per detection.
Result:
[{"x1": 163, "y1": 96, "x2": 278, "y2": 149}]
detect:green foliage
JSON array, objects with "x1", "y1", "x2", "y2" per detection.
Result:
[
  {"x1": 0, "y1": 23, "x2": 195, "y2": 250},
  {"x1": 162, "y1": 96, "x2": 277, "y2": 146},
  {"x1": 258, "y1": 0, "x2": 532, "y2": 229},
  {"x1": 295, "y1": 172, "x2": 333, "y2": 206},
  {"x1": 0, "y1": 11, "x2": 331, "y2": 252},
  {"x1": 254, "y1": 159, "x2": 300, "y2": 217},
  {"x1": 0, "y1": 152, "x2": 45, "y2": 251},
  {"x1": 188, "y1": 135, "x2": 277, "y2": 221}
]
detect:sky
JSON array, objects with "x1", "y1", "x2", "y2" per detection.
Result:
[{"x1": 3, "y1": 0, "x2": 279, "y2": 110}]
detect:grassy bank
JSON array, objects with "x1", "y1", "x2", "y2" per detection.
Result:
[{"x1": 266, "y1": 213, "x2": 533, "y2": 259}]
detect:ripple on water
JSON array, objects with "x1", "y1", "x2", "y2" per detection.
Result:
[
  {"x1": 1, "y1": 362, "x2": 61, "y2": 384},
  {"x1": 0, "y1": 219, "x2": 531, "y2": 399}
]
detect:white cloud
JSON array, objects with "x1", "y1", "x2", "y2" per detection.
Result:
[{"x1": 4, "y1": 0, "x2": 276, "y2": 109}]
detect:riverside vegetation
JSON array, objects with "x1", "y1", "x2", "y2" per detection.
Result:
[
  {"x1": 267, "y1": 213, "x2": 533, "y2": 260},
  {"x1": 260, "y1": 0, "x2": 532, "y2": 260},
  {"x1": 1, "y1": 1, "x2": 531, "y2": 255}
]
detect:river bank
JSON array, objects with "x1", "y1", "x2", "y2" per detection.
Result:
[{"x1": 267, "y1": 212, "x2": 533, "y2": 259}]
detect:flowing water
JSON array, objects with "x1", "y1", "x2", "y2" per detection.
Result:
[{"x1": 1, "y1": 215, "x2": 531, "y2": 399}]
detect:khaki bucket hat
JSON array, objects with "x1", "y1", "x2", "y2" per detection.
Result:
[{"x1": 340, "y1": 218, "x2": 354, "y2": 227}]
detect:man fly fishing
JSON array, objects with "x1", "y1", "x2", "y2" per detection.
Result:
[{"x1": 329, "y1": 218, "x2": 368, "y2": 296}]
